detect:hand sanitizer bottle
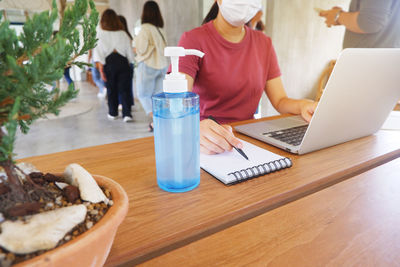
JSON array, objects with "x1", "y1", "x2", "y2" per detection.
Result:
[{"x1": 152, "y1": 47, "x2": 205, "y2": 193}]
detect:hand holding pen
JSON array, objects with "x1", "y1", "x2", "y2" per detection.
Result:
[{"x1": 200, "y1": 116, "x2": 249, "y2": 160}]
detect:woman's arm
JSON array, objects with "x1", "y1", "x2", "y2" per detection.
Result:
[
  {"x1": 96, "y1": 62, "x2": 107, "y2": 82},
  {"x1": 320, "y1": 8, "x2": 365, "y2": 33},
  {"x1": 320, "y1": 0, "x2": 392, "y2": 34},
  {"x1": 185, "y1": 74, "x2": 194, "y2": 91},
  {"x1": 183, "y1": 73, "x2": 242, "y2": 154},
  {"x1": 265, "y1": 76, "x2": 317, "y2": 122},
  {"x1": 336, "y1": 11, "x2": 365, "y2": 33}
]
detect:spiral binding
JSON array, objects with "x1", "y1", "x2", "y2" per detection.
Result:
[{"x1": 227, "y1": 157, "x2": 292, "y2": 183}]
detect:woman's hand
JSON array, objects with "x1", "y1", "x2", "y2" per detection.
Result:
[
  {"x1": 200, "y1": 119, "x2": 243, "y2": 154},
  {"x1": 299, "y1": 100, "x2": 318, "y2": 122},
  {"x1": 100, "y1": 69, "x2": 107, "y2": 82},
  {"x1": 96, "y1": 62, "x2": 107, "y2": 82},
  {"x1": 319, "y1": 7, "x2": 342, "y2": 27}
]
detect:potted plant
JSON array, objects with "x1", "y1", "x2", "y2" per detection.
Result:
[{"x1": 0, "y1": 1, "x2": 128, "y2": 266}]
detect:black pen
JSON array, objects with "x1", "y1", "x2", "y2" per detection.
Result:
[{"x1": 207, "y1": 116, "x2": 249, "y2": 160}]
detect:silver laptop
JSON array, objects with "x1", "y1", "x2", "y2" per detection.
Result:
[{"x1": 235, "y1": 48, "x2": 400, "y2": 154}]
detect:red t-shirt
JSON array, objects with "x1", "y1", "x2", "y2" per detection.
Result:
[{"x1": 177, "y1": 21, "x2": 281, "y2": 123}]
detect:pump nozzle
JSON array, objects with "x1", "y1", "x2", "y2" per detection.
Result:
[
  {"x1": 185, "y1": 49, "x2": 205, "y2": 58},
  {"x1": 163, "y1": 46, "x2": 205, "y2": 93}
]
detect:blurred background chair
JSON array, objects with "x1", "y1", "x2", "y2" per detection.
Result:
[{"x1": 315, "y1": 59, "x2": 336, "y2": 102}]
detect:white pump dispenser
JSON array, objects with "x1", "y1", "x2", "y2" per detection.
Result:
[{"x1": 163, "y1": 47, "x2": 204, "y2": 93}]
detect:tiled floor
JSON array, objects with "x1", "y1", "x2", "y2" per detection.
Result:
[{"x1": 15, "y1": 81, "x2": 153, "y2": 159}]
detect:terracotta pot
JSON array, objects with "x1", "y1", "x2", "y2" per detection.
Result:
[{"x1": 15, "y1": 175, "x2": 129, "y2": 267}]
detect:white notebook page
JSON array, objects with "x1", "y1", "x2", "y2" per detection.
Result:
[{"x1": 200, "y1": 139, "x2": 290, "y2": 184}]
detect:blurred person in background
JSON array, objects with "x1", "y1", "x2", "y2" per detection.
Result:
[
  {"x1": 320, "y1": 0, "x2": 400, "y2": 48},
  {"x1": 94, "y1": 9, "x2": 135, "y2": 122},
  {"x1": 247, "y1": 9, "x2": 264, "y2": 31},
  {"x1": 118, "y1": 15, "x2": 135, "y2": 107},
  {"x1": 134, "y1": 1, "x2": 168, "y2": 132},
  {"x1": 88, "y1": 49, "x2": 106, "y2": 98}
]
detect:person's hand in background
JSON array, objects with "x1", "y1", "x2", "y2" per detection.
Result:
[
  {"x1": 319, "y1": 7, "x2": 343, "y2": 27},
  {"x1": 96, "y1": 62, "x2": 107, "y2": 82}
]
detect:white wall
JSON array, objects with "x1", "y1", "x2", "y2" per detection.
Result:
[
  {"x1": 203, "y1": 0, "x2": 214, "y2": 18},
  {"x1": 262, "y1": 0, "x2": 350, "y2": 116}
]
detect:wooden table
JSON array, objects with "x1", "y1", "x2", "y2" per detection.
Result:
[
  {"x1": 20, "y1": 116, "x2": 400, "y2": 266},
  {"x1": 143, "y1": 157, "x2": 400, "y2": 266}
]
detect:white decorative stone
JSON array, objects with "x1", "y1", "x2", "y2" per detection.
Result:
[
  {"x1": 86, "y1": 221, "x2": 93, "y2": 230},
  {"x1": 45, "y1": 202, "x2": 54, "y2": 210},
  {"x1": 55, "y1": 196, "x2": 63, "y2": 205},
  {"x1": 55, "y1": 181, "x2": 69, "y2": 190},
  {"x1": 89, "y1": 209, "x2": 98, "y2": 215},
  {"x1": 0, "y1": 205, "x2": 87, "y2": 254},
  {"x1": 16, "y1": 162, "x2": 40, "y2": 179},
  {"x1": 63, "y1": 163, "x2": 109, "y2": 204}
]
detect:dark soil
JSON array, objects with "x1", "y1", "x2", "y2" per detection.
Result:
[{"x1": 0, "y1": 172, "x2": 112, "y2": 267}]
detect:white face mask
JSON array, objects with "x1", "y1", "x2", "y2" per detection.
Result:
[{"x1": 218, "y1": 0, "x2": 262, "y2": 27}]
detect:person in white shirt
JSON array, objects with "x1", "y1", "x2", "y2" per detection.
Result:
[
  {"x1": 94, "y1": 9, "x2": 135, "y2": 122},
  {"x1": 134, "y1": 1, "x2": 168, "y2": 131}
]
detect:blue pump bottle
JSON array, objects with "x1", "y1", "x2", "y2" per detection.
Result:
[{"x1": 152, "y1": 47, "x2": 205, "y2": 193}]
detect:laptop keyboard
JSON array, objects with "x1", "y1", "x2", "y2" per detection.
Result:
[{"x1": 262, "y1": 125, "x2": 308, "y2": 146}]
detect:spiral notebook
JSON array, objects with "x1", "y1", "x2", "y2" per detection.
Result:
[{"x1": 200, "y1": 139, "x2": 292, "y2": 185}]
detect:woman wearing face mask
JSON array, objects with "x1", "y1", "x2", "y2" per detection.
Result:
[{"x1": 177, "y1": 0, "x2": 317, "y2": 155}]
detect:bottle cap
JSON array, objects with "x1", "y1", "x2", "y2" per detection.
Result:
[{"x1": 163, "y1": 47, "x2": 204, "y2": 93}]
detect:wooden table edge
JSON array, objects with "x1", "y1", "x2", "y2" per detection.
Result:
[{"x1": 108, "y1": 146, "x2": 400, "y2": 266}]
